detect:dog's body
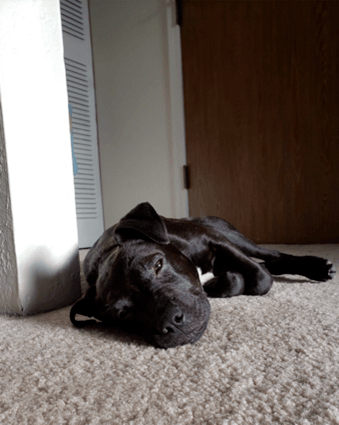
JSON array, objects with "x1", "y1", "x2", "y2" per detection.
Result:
[{"x1": 71, "y1": 202, "x2": 336, "y2": 348}]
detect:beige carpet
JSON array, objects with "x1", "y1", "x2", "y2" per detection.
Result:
[{"x1": 1, "y1": 245, "x2": 339, "y2": 425}]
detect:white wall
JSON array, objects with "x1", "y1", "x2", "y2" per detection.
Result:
[
  {"x1": 0, "y1": 0, "x2": 81, "y2": 314},
  {"x1": 0, "y1": 106, "x2": 19, "y2": 314},
  {"x1": 89, "y1": 0, "x2": 188, "y2": 227}
]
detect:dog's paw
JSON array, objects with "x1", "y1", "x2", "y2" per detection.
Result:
[
  {"x1": 303, "y1": 256, "x2": 336, "y2": 282},
  {"x1": 323, "y1": 260, "x2": 336, "y2": 280}
]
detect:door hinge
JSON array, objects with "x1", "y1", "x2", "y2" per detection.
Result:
[
  {"x1": 183, "y1": 165, "x2": 190, "y2": 189},
  {"x1": 176, "y1": 0, "x2": 183, "y2": 27}
]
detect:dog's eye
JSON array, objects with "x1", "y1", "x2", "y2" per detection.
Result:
[{"x1": 154, "y1": 259, "x2": 163, "y2": 274}]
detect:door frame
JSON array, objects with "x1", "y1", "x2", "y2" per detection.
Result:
[{"x1": 166, "y1": 1, "x2": 189, "y2": 219}]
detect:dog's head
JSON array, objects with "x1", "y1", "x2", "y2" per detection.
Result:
[{"x1": 71, "y1": 203, "x2": 210, "y2": 348}]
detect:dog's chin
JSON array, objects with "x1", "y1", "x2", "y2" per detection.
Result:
[{"x1": 152, "y1": 320, "x2": 209, "y2": 349}]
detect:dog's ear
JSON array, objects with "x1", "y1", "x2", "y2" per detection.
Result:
[
  {"x1": 115, "y1": 202, "x2": 170, "y2": 244},
  {"x1": 70, "y1": 286, "x2": 99, "y2": 327}
]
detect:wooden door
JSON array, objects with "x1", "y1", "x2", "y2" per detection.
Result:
[{"x1": 181, "y1": 0, "x2": 339, "y2": 243}]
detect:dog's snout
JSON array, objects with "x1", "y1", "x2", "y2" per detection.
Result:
[
  {"x1": 174, "y1": 312, "x2": 184, "y2": 324},
  {"x1": 161, "y1": 307, "x2": 185, "y2": 334}
]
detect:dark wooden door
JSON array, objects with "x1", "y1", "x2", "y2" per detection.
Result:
[{"x1": 181, "y1": 0, "x2": 339, "y2": 243}]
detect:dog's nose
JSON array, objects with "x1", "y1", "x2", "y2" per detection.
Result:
[{"x1": 161, "y1": 307, "x2": 185, "y2": 334}]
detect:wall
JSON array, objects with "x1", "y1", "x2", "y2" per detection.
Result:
[
  {"x1": 0, "y1": 0, "x2": 81, "y2": 314},
  {"x1": 89, "y1": 0, "x2": 188, "y2": 227},
  {"x1": 0, "y1": 103, "x2": 20, "y2": 314}
]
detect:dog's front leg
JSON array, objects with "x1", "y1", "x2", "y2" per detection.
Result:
[
  {"x1": 203, "y1": 271, "x2": 245, "y2": 298},
  {"x1": 208, "y1": 242, "x2": 274, "y2": 297}
]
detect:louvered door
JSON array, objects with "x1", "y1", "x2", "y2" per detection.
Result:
[{"x1": 60, "y1": 0, "x2": 104, "y2": 248}]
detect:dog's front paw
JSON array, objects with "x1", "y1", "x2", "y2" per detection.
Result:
[
  {"x1": 303, "y1": 257, "x2": 336, "y2": 282},
  {"x1": 323, "y1": 260, "x2": 336, "y2": 281}
]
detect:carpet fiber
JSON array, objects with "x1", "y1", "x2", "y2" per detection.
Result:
[{"x1": 1, "y1": 245, "x2": 339, "y2": 425}]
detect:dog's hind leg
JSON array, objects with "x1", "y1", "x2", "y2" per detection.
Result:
[
  {"x1": 200, "y1": 217, "x2": 336, "y2": 282},
  {"x1": 220, "y1": 225, "x2": 336, "y2": 281},
  {"x1": 263, "y1": 255, "x2": 336, "y2": 282}
]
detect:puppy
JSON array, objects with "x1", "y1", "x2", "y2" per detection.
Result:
[{"x1": 71, "y1": 202, "x2": 336, "y2": 348}]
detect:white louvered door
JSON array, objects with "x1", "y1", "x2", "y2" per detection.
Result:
[{"x1": 60, "y1": 0, "x2": 104, "y2": 248}]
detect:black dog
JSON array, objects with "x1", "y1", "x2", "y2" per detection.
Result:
[{"x1": 71, "y1": 202, "x2": 336, "y2": 348}]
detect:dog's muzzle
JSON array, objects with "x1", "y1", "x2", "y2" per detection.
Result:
[{"x1": 147, "y1": 295, "x2": 211, "y2": 349}]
